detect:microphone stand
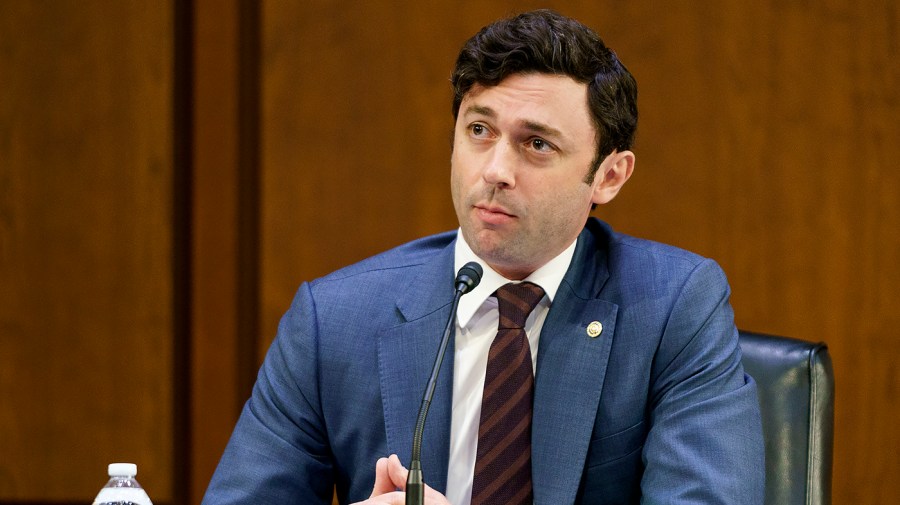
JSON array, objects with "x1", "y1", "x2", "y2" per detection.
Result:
[{"x1": 406, "y1": 263, "x2": 482, "y2": 505}]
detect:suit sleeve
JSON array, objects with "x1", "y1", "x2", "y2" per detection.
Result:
[
  {"x1": 201, "y1": 283, "x2": 335, "y2": 505},
  {"x1": 640, "y1": 259, "x2": 765, "y2": 504}
]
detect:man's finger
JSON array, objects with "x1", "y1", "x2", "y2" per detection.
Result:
[{"x1": 369, "y1": 457, "x2": 395, "y2": 497}]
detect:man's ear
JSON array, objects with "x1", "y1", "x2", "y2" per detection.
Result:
[{"x1": 591, "y1": 150, "x2": 635, "y2": 205}]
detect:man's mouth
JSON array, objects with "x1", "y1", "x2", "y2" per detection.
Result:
[{"x1": 474, "y1": 204, "x2": 516, "y2": 225}]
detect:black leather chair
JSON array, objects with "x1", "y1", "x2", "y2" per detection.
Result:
[{"x1": 738, "y1": 330, "x2": 835, "y2": 505}]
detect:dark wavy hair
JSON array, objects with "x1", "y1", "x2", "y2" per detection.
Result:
[{"x1": 451, "y1": 10, "x2": 638, "y2": 183}]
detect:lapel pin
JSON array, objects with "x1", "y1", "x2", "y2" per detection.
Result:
[{"x1": 587, "y1": 321, "x2": 603, "y2": 338}]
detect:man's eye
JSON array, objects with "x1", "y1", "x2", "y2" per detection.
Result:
[
  {"x1": 531, "y1": 138, "x2": 552, "y2": 152},
  {"x1": 471, "y1": 124, "x2": 486, "y2": 135}
]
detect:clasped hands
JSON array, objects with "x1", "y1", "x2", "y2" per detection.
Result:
[{"x1": 351, "y1": 454, "x2": 451, "y2": 505}]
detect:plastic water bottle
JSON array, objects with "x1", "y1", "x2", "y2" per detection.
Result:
[{"x1": 92, "y1": 463, "x2": 153, "y2": 505}]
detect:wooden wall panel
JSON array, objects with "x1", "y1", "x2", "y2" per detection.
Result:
[
  {"x1": 258, "y1": 0, "x2": 900, "y2": 502},
  {"x1": 0, "y1": 1, "x2": 176, "y2": 503}
]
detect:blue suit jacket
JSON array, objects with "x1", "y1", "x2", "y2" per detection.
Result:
[{"x1": 203, "y1": 219, "x2": 765, "y2": 504}]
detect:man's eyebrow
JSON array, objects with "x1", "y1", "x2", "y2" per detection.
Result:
[
  {"x1": 464, "y1": 104, "x2": 496, "y2": 117},
  {"x1": 521, "y1": 120, "x2": 563, "y2": 139}
]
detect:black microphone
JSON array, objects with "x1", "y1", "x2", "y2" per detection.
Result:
[{"x1": 406, "y1": 262, "x2": 483, "y2": 505}]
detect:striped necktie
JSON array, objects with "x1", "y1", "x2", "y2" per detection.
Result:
[{"x1": 471, "y1": 281, "x2": 545, "y2": 505}]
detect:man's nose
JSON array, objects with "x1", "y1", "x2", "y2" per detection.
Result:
[{"x1": 482, "y1": 141, "x2": 516, "y2": 188}]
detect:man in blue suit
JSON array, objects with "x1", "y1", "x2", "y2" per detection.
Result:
[{"x1": 203, "y1": 9, "x2": 764, "y2": 505}]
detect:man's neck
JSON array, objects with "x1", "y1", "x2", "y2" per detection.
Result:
[{"x1": 453, "y1": 229, "x2": 578, "y2": 327}]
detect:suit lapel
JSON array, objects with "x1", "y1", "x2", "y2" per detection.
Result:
[
  {"x1": 532, "y1": 224, "x2": 619, "y2": 504},
  {"x1": 377, "y1": 241, "x2": 456, "y2": 493}
]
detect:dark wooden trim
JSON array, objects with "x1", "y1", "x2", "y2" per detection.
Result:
[
  {"x1": 172, "y1": 0, "x2": 194, "y2": 503},
  {"x1": 187, "y1": 0, "x2": 255, "y2": 501},
  {"x1": 236, "y1": 0, "x2": 261, "y2": 408}
]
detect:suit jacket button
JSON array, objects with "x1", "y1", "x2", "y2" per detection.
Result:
[{"x1": 587, "y1": 321, "x2": 603, "y2": 338}]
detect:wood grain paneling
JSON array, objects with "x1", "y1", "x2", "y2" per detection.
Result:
[
  {"x1": 0, "y1": 1, "x2": 175, "y2": 502},
  {"x1": 258, "y1": 1, "x2": 900, "y2": 502}
]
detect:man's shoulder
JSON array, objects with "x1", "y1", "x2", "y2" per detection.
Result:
[
  {"x1": 588, "y1": 218, "x2": 708, "y2": 268},
  {"x1": 610, "y1": 231, "x2": 708, "y2": 270},
  {"x1": 585, "y1": 218, "x2": 726, "y2": 292}
]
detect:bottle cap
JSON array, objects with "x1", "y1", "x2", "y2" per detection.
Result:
[{"x1": 108, "y1": 463, "x2": 138, "y2": 477}]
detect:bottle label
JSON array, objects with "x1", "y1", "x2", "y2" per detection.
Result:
[{"x1": 92, "y1": 488, "x2": 153, "y2": 505}]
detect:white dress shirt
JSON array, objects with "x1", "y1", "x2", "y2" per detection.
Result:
[{"x1": 445, "y1": 230, "x2": 577, "y2": 505}]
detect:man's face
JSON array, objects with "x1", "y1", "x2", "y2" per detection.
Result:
[{"x1": 451, "y1": 73, "x2": 604, "y2": 280}]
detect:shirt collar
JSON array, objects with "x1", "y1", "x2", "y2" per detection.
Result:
[{"x1": 454, "y1": 229, "x2": 577, "y2": 327}]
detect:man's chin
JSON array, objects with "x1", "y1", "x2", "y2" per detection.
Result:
[
  {"x1": 466, "y1": 231, "x2": 508, "y2": 258},
  {"x1": 470, "y1": 245, "x2": 531, "y2": 277}
]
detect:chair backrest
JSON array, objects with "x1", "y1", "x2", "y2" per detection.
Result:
[{"x1": 738, "y1": 330, "x2": 835, "y2": 505}]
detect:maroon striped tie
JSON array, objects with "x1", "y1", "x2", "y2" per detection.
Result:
[{"x1": 471, "y1": 281, "x2": 545, "y2": 505}]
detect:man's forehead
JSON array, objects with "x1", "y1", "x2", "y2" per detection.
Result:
[
  {"x1": 462, "y1": 72, "x2": 585, "y2": 95},
  {"x1": 458, "y1": 74, "x2": 594, "y2": 140},
  {"x1": 459, "y1": 74, "x2": 588, "y2": 111}
]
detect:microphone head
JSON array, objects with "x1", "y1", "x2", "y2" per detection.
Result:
[{"x1": 455, "y1": 262, "x2": 483, "y2": 294}]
